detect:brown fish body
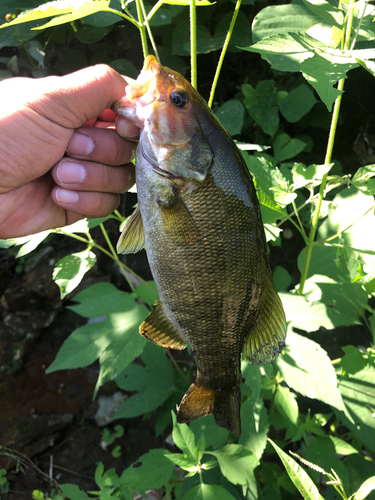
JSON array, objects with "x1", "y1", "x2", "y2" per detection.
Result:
[{"x1": 114, "y1": 56, "x2": 286, "y2": 436}]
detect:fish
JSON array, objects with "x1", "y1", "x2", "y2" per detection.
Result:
[{"x1": 113, "y1": 55, "x2": 286, "y2": 437}]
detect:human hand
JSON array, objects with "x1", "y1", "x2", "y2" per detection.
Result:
[{"x1": 0, "y1": 65, "x2": 140, "y2": 239}]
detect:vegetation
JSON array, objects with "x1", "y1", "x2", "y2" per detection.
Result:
[{"x1": 1, "y1": 0, "x2": 375, "y2": 498}]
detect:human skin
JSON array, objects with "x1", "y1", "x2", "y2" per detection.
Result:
[{"x1": 0, "y1": 64, "x2": 139, "y2": 239}]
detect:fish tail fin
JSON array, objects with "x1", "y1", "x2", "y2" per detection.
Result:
[{"x1": 177, "y1": 382, "x2": 241, "y2": 437}]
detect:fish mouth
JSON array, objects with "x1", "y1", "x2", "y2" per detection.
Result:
[{"x1": 141, "y1": 148, "x2": 182, "y2": 180}]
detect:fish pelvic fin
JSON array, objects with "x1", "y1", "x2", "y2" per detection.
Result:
[
  {"x1": 116, "y1": 206, "x2": 145, "y2": 254},
  {"x1": 243, "y1": 270, "x2": 287, "y2": 364},
  {"x1": 177, "y1": 382, "x2": 241, "y2": 437},
  {"x1": 140, "y1": 299, "x2": 187, "y2": 349}
]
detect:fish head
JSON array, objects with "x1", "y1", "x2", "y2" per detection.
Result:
[{"x1": 113, "y1": 55, "x2": 213, "y2": 181}]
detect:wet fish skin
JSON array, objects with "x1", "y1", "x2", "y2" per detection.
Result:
[{"x1": 114, "y1": 56, "x2": 286, "y2": 436}]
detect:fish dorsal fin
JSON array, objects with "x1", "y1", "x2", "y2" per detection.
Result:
[
  {"x1": 140, "y1": 299, "x2": 187, "y2": 350},
  {"x1": 116, "y1": 206, "x2": 145, "y2": 255},
  {"x1": 158, "y1": 188, "x2": 200, "y2": 246},
  {"x1": 243, "y1": 271, "x2": 287, "y2": 364}
]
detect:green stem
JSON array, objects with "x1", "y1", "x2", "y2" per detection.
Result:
[
  {"x1": 190, "y1": 0, "x2": 197, "y2": 89},
  {"x1": 139, "y1": 0, "x2": 160, "y2": 62},
  {"x1": 298, "y1": 77, "x2": 345, "y2": 294},
  {"x1": 208, "y1": 0, "x2": 242, "y2": 108},
  {"x1": 298, "y1": 0, "x2": 357, "y2": 294},
  {"x1": 135, "y1": 0, "x2": 149, "y2": 59}
]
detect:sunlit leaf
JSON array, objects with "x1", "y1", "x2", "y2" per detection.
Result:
[
  {"x1": 268, "y1": 439, "x2": 324, "y2": 500},
  {"x1": 53, "y1": 247, "x2": 96, "y2": 299},
  {"x1": 183, "y1": 484, "x2": 236, "y2": 500},
  {"x1": 274, "y1": 385, "x2": 299, "y2": 426},
  {"x1": 206, "y1": 444, "x2": 258, "y2": 485},
  {"x1": 353, "y1": 476, "x2": 375, "y2": 500}
]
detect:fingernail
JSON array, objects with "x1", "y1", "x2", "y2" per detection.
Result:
[
  {"x1": 55, "y1": 188, "x2": 79, "y2": 204},
  {"x1": 67, "y1": 132, "x2": 95, "y2": 156},
  {"x1": 57, "y1": 161, "x2": 86, "y2": 184}
]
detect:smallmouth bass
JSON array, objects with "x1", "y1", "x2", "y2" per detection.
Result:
[{"x1": 113, "y1": 56, "x2": 286, "y2": 436}]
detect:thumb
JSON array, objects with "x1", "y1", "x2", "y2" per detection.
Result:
[{"x1": 29, "y1": 65, "x2": 127, "y2": 129}]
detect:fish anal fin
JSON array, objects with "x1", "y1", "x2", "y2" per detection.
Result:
[
  {"x1": 140, "y1": 299, "x2": 187, "y2": 350},
  {"x1": 243, "y1": 271, "x2": 287, "y2": 364},
  {"x1": 177, "y1": 382, "x2": 241, "y2": 437},
  {"x1": 116, "y1": 206, "x2": 145, "y2": 255}
]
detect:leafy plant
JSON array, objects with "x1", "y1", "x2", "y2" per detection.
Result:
[{"x1": 1, "y1": 0, "x2": 375, "y2": 498}]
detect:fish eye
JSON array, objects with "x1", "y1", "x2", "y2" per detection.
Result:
[{"x1": 170, "y1": 90, "x2": 189, "y2": 109}]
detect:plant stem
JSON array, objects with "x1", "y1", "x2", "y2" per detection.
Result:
[
  {"x1": 208, "y1": 0, "x2": 242, "y2": 108},
  {"x1": 139, "y1": 0, "x2": 160, "y2": 62},
  {"x1": 190, "y1": 0, "x2": 197, "y2": 89},
  {"x1": 135, "y1": 0, "x2": 149, "y2": 59}
]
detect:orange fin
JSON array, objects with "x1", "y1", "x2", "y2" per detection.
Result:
[
  {"x1": 177, "y1": 382, "x2": 241, "y2": 437},
  {"x1": 140, "y1": 299, "x2": 187, "y2": 350},
  {"x1": 117, "y1": 206, "x2": 145, "y2": 254},
  {"x1": 243, "y1": 269, "x2": 286, "y2": 364}
]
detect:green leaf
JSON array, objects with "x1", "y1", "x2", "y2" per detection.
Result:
[
  {"x1": 301, "y1": 0, "x2": 345, "y2": 29},
  {"x1": 68, "y1": 282, "x2": 130, "y2": 318},
  {"x1": 171, "y1": 412, "x2": 199, "y2": 462},
  {"x1": 273, "y1": 266, "x2": 292, "y2": 292},
  {"x1": 134, "y1": 281, "x2": 159, "y2": 307},
  {"x1": 239, "y1": 398, "x2": 269, "y2": 461},
  {"x1": 120, "y1": 449, "x2": 175, "y2": 493},
  {"x1": 341, "y1": 345, "x2": 368, "y2": 375},
  {"x1": 183, "y1": 484, "x2": 237, "y2": 500},
  {"x1": 164, "y1": 452, "x2": 198, "y2": 472},
  {"x1": 301, "y1": 50, "x2": 358, "y2": 111},
  {"x1": 352, "y1": 164, "x2": 375, "y2": 196},
  {"x1": 336, "y1": 366, "x2": 375, "y2": 453},
  {"x1": 59, "y1": 484, "x2": 91, "y2": 500},
  {"x1": 329, "y1": 436, "x2": 358, "y2": 456},
  {"x1": 292, "y1": 162, "x2": 333, "y2": 189},
  {"x1": 279, "y1": 85, "x2": 317, "y2": 123},
  {"x1": 190, "y1": 415, "x2": 229, "y2": 450},
  {"x1": 353, "y1": 476, "x2": 375, "y2": 500},
  {"x1": 268, "y1": 439, "x2": 324, "y2": 500},
  {"x1": 274, "y1": 385, "x2": 299, "y2": 426},
  {"x1": 215, "y1": 100, "x2": 244, "y2": 136},
  {"x1": 273, "y1": 133, "x2": 307, "y2": 162},
  {"x1": 276, "y1": 330, "x2": 348, "y2": 415},
  {"x1": 87, "y1": 214, "x2": 119, "y2": 229},
  {"x1": 242, "y1": 81, "x2": 279, "y2": 137},
  {"x1": 356, "y1": 58, "x2": 375, "y2": 77},
  {"x1": 206, "y1": 444, "x2": 258, "y2": 486},
  {"x1": 113, "y1": 343, "x2": 175, "y2": 418},
  {"x1": 53, "y1": 248, "x2": 96, "y2": 299},
  {"x1": 0, "y1": 230, "x2": 51, "y2": 255}
]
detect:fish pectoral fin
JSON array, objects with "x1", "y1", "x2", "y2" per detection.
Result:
[
  {"x1": 159, "y1": 188, "x2": 200, "y2": 245},
  {"x1": 177, "y1": 382, "x2": 241, "y2": 437},
  {"x1": 243, "y1": 271, "x2": 287, "y2": 364},
  {"x1": 140, "y1": 299, "x2": 187, "y2": 350},
  {"x1": 116, "y1": 206, "x2": 145, "y2": 254}
]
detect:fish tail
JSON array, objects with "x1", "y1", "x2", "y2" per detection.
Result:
[{"x1": 177, "y1": 382, "x2": 241, "y2": 437}]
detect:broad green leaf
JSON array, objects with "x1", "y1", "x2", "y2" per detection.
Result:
[
  {"x1": 242, "y1": 81, "x2": 279, "y2": 137},
  {"x1": 120, "y1": 449, "x2": 175, "y2": 493},
  {"x1": 214, "y1": 11, "x2": 252, "y2": 53},
  {"x1": 268, "y1": 439, "x2": 324, "y2": 500},
  {"x1": 171, "y1": 412, "x2": 199, "y2": 462},
  {"x1": 329, "y1": 436, "x2": 358, "y2": 456},
  {"x1": 356, "y1": 58, "x2": 375, "y2": 77},
  {"x1": 318, "y1": 188, "x2": 375, "y2": 280},
  {"x1": 68, "y1": 282, "x2": 131, "y2": 318},
  {"x1": 252, "y1": 4, "x2": 322, "y2": 43},
  {"x1": 242, "y1": 363, "x2": 262, "y2": 403},
  {"x1": 352, "y1": 164, "x2": 375, "y2": 196},
  {"x1": 206, "y1": 444, "x2": 258, "y2": 485},
  {"x1": 53, "y1": 248, "x2": 96, "y2": 299},
  {"x1": 240, "y1": 398, "x2": 269, "y2": 460},
  {"x1": 183, "y1": 484, "x2": 236, "y2": 500},
  {"x1": 276, "y1": 330, "x2": 348, "y2": 415},
  {"x1": 273, "y1": 266, "x2": 292, "y2": 292},
  {"x1": 215, "y1": 100, "x2": 245, "y2": 136},
  {"x1": 164, "y1": 452, "x2": 197, "y2": 472},
  {"x1": 134, "y1": 281, "x2": 159, "y2": 307},
  {"x1": 340, "y1": 345, "x2": 368, "y2": 375},
  {"x1": 346, "y1": 455, "x2": 375, "y2": 500},
  {"x1": 301, "y1": 0, "x2": 345, "y2": 29},
  {"x1": 273, "y1": 133, "x2": 307, "y2": 162},
  {"x1": 279, "y1": 85, "x2": 317, "y2": 123},
  {"x1": 353, "y1": 476, "x2": 375, "y2": 500},
  {"x1": 54, "y1": 218, "x2": 90, "y2": 236},
  {"x1": 336, "y1": 366, "x2": 375, "y2": 453},
  {"x1": 274, "y1": 385, "x2": 299, "y2": 426},
  {"x1": 292, "y1": 162, "x2": 333, "y2": 189},
  {"x1": 87, "y1": 214, "x2": 119, "y2": 229},
  {"x1": 59, "y1": 484, "x2": 91, "y2": 500},
  {"x1": 47, "y1": 292, "x2": 148, "y2": 378},
  {"x1": 190, "y1": 415, "x2": 229, "y2": 450},
  {"x1": 113, "y1": 343, "x2": 175, "y2": 418},
  {"x1": 301, "y1": 50, "x2": 358, "y2": 111}
]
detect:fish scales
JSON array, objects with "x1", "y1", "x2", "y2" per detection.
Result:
[{"x1": 114, "y1": 55, "x2": 287, "y2": 436}]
